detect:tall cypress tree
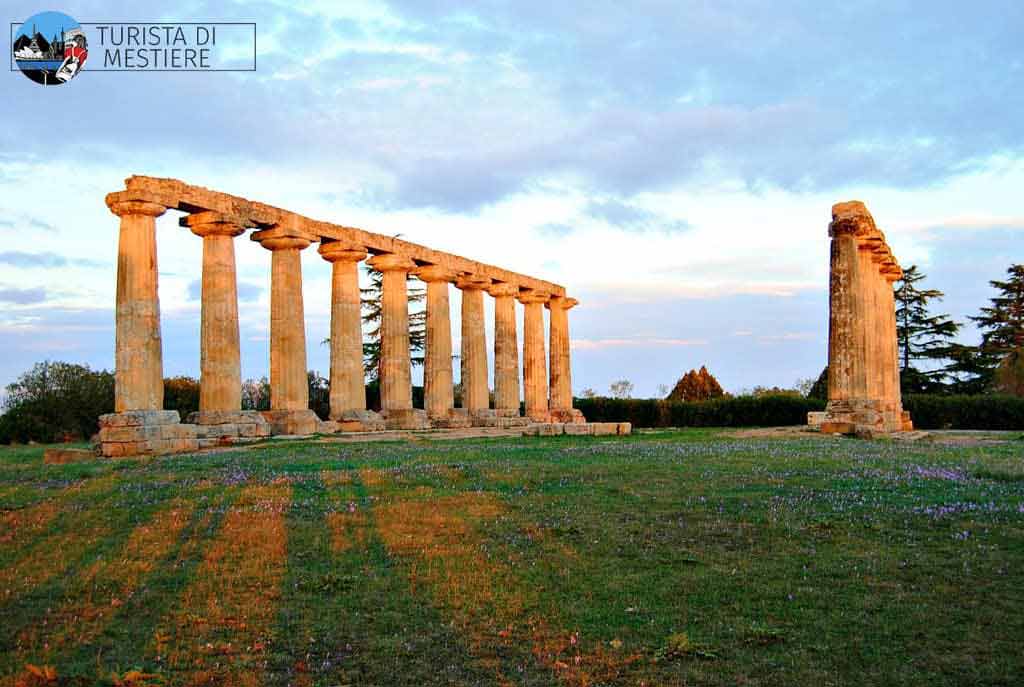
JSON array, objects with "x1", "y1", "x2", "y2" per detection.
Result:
[
  {"x1": 971, "y1": 264, "x2": 1024, "y2": 396},
  {"x1": 360, "y1": 266, "x2": 426, "y2": 380},
  {"x1": 894, "y1": 265, "x2": 961, "y2": 392}
]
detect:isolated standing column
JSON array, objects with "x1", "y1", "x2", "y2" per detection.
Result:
[
  {"x1": 518, "y1": 289, "x2": 550, "y2": 421},
  {"x1": 415, "y1": 265, "x2": 458, "y2": 419},
  {"x1": 319, "y1": 241, "x2": 369, "y2": 420},
  {"x1": 368, "y1": 253, "x2": 417, "y2": 413},
  {"x1": 107, "y1": 197, "x2": 167, "y2": 412},
  {"x1": 489, "y1": 282, "x2": 521, "y2": 416}
]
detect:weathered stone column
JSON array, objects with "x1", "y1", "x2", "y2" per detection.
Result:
[
  {"x1": 415, "y1": 265, "x2": 459, "y2": 423},
  {"x1": 518, "y1": 289, "x2": 550, "y2": 421},
  {"x1": 108, "y1": 197, "x2": 167, "y2": 412},
  {"x1": 859, "y1": 238, "x2": 883, "y2": 401},
  {"x1": 547, "y1": 295, "x2": 584, "y2": 423},
  {"x1": 367, "y1": 253, "x2": 427, "y2": 429},
  {"x1": 826, "y1": 202, "x2": 869, "y2": 407},
  {"x1": 255, "y1": 229, "x2": 311, "y2": 411},
  {"x1": 182, "y1": 212, "x2": 244, "y2": 414},
  {"x1": 319, "y1": 241, "x2": 379, "y2": 428},
  {"x1": 489, "y1": 282, "x2": 521, "y2": 416},
  {"x1": 456, "y1": 274, "x2": 492, "y2": 415}
]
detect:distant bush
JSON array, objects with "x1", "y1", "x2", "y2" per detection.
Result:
[
  {"x1": 575, "y1": 394, "x2": 825, "y2": 428},
  {"x1": 903, "y1": 394, "x2": 1024, "y2": 430},
  {"x1": 0, "y1": 361, "x2": 115, "y2": 444},
  {"x1": 163, "y1": 376, "x2": 200, "y2": 418},
  {"x1": 575, "y1": 393, "x2": 1024, "y2": 430}
]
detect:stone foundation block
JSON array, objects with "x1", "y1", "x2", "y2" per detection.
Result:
[
  {"x1": 537, "y1": 423, "x2": 565, "y2": 436},
  {"x1": 382, "y1": 409, "x2": 430, "y2": 430},
  {"x1": 820, "y1": 421, "x2": 856, "y2": 435},
  {"x1": 591, "y1": 422, "x2": 619, "y2": 436},
  {"x1": 260, "y1": 409, "x2": 322, "y2": 435},
  {"x1": 549, "y1": 408, "x2": 587, "y2": 424},
  {"x1": 429, "y1": 412, "x2": 474, "y2": 429},
  {"x1": 186, "y1": 410, "x2": 269, "y2": 426},
  {"x1": 616, "y1": 422, "x2": 632, "y2": 435},
  {"x1": 338, "y1": 409, "x2": 386, "y2": 431},
  {"x1": 99, "y1": 410, "x2": 181, "y2": 428},
  {"x1": 99, "y1": 425, "x2": 162, "y2": 443},
  {"x1": 563, "y1": 423, "x2": 594, "y2": 436},
  {"x1": 44, "y1": 447, "x2": 97, "y2": 464},
  {"x1": 807, "y1": 411, "x2": 826, "y2": 427}
]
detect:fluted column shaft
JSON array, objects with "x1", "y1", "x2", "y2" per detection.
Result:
[
  {"x1": 320, "y1": 242, "x2": 368, "y2": 420},
  {"x1": 859, "y1": 244, "x2": 883, "y2": 400},
  {"x1": 109, "y1": 199, "x2": 166, "y2": 412},
  {"x1": 456, "y1": 275, "x2": 491, "y2": 412},
  {"x1": 489, "y1": 283, "x2": 520, "y2": 415},
  {"x1": 827, "y1": 224, "x2": 866, "y2": 403},
  {"x1": 416, "y1": 265, "x2": 457, "y2": 418},
  {"x1": 184, "y1": 213, "x2": 244, "y2": 412},
  {"x1": 883, "y1": 271, "x2": 902, "y2": 405},
  {"x1": 368, "y1": 254, "x2": 417, "y2": 412},
  {"x1": 547, "y1": 295, "x2": 577, "y2": 411},
  {"x1": 519, "y1": 290, "x2": 550, "y2": 420},
  {"x1": 259, "y1": 235, "x2": 311, "y2": 411}
]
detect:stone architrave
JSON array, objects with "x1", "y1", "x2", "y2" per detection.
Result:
[
  {"x1": 318, "y1": 241, "x2": 376, "y2": 426},
  {"x1": 455, "y1": 274, "x2": 492, "y2": 415},
  {"x1": 489, "y1": 282, "x2": 521, "y2": 417},
  {"x1": 107, "y1": 197, "x2": 167, "y2": 412},
  {"x1": 819, "y1": 201, "x2": 911, "y2": 435},
  {"x1": 547, "y1": 295, "x2": 585, "y2": 423},
  {"x1": 518, "y1": 289, "x2": 551, "y2": 421},
  {"x1": 181, "y1": 212, "x2": 245, "y2": 414}
]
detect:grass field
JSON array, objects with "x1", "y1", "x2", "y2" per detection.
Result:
[{"x1": 1, "y1": 430, "x2": 1023, "y2": 686}]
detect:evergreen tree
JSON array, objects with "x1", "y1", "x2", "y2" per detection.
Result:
[
  {"x1": 807, "y1": 366, "x2": 828, "y2": 400},
  {"x1": 360, "y1": 265, "x2": 426, "y2": 380},
  {"x1": 943, "y1": 343, "x2": 999, "y2": 395},
  {"x1": 971, "y1": 264, "x2": 1024, "y2": 396},
  {"x1": 667, "y1": 366, "x2": 724, "y2": 402},
  {"x1": 894, "y1": 265, "x2": 961, "y2": 391}
]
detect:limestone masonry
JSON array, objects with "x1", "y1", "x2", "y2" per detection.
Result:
[
  {"x1": 810, "y1": 201, "x2": 913, "y2": 436},
  {"x1": 100, "y1": 176, "x2": 596, "y2": 457}
]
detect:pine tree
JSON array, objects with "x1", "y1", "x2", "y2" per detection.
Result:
[
  {"x1": 360, "y1": 265, "x2": 426, "y2": 380},
  {"x1": 894, "y1": 265, "x2": 961, "y2": 392},
  {"x1": 971, "y1": 264, "x2": 1024, "y2": 396},
  {"x1": 667, "y1": 366, "x2": 724, "y2": 402}
]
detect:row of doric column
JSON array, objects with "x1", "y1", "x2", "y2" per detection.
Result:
[
  {"x1": 824, "y1": 201, "x2": 907, "y2": 432},
  {"x1": 108, "y1": 199, "x2": 577, "y2": 426}
]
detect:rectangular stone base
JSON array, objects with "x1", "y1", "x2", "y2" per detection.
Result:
[
  {"x1": 44, "y1": 447, "x2": 97, "y2": 464},
  {"x1": 382, "y1": 408, "x2": 431, "y2": 430},
  {"x1": 260, "y1": 409, "x2": 323, "y2": 435},
  {"x1": 523, "y1": 422, "x2": 631, "y2": 437},
  {"x1": 817, "y1": 399, "x2": 912, "y2": 436}
]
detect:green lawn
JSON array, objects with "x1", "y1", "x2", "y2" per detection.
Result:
[{"x1": 1, "y1": 430, "x2": 1023, "y2": 686}]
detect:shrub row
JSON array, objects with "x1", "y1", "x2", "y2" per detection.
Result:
[
  {"x1": 575, "y1": 394, "x2": 1024, "y2": 430},
  {"x1": 903, "y1": 394, "x2": 1024, "y2": 430},
  {"x1": 574, "y1": 395, "x2": 826, "y2": 428}
]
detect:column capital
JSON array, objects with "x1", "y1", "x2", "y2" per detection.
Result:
[
  {"x1": 517, "y1": 289, "x2": 551, "y2": 305},
  {"x1": 318, "y1": 240, "x2": 367, "y2": 263},
  {"x1": 829, "y1": 200, "x2": 876, "y2": 238},
  {"x1": 107, "y1": 196, "x2": 166, "y2": 218},
  {"x1": 546, "y1": 295, "x2": 579, "y2": 311},
  {"x1": 455, "y1": 273, "x2": 492, "y2": 291},
  {"x1": 488, "y1": 282, "x2": 519, "y2": 298},
  {"x1": 882, "y1": 264, "x2": 902, "y2": 282},
  {"x1": 180, "y1": 211, "x2": 246, "y2": 238},
  {"x1": 252, "y1": 226, "x2": 312, "y2": 251},
  {"x1": 367, "y1": 252, "x2": 417, "y2": 273},
  {"x1": 413, "y1": 264, "x2": 458, "y2": 283}
]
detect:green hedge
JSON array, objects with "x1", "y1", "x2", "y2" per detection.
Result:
[
  {"x1": 574, "y1": 394, "x2": 1024, "y2": 430},
  {"x1": 574, "y1": 394, "x2": 825, "y2": 428},
  {"x1": 903, "y1": 394, "x2": 1024, "y2": 430}
]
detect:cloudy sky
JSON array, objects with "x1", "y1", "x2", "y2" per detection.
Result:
[{"x1": 2, "y1": 0, "x2": 1022, "y2": 398}]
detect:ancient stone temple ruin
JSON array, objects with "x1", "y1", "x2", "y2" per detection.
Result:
[
  {"x1": 98, "y1": 176, "x2": 614, "y2": 458},
  {"x1": 812, "y1": 201, "x2": 913, "y2": 435}
]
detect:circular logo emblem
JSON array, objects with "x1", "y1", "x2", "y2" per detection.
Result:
[{"x1": 13, "y1": 11, "x2": 87, "y2": 85}]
